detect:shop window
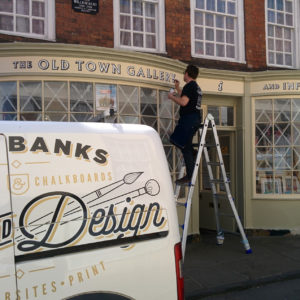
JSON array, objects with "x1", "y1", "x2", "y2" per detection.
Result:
[
  {"x1": 207, "y1": 105, "x2": 234, "y2": 126},
  {"x1": 70, "y1": 82, "x2": 94, "y2": 122},
  {"x1": 141, "y1": 87, "x2": 157, "y2": 116},
  {"x1": 0, "y1": 0, "x2": 55, "y2": 40},
  {"x1": 266, "y1": 0, "x2": 294, "y2": 68},
  {"x1": 19, "y1": 81, "x2": 42, "y2": 121},
  {"x1": 0, "y1": 81, "x2": 17, "y2": 120},
  {"x1": 255, "y1": 98, "x2": 300, "y2": 194},
  {"x1": 118, "y1": 85, "x2": 139, "y2": 116},
  {"x1": 191, "y1": 0, "x2": 245, "y2": 63},
  {"x1": 44, "y1": 81, "x2": 68, "y2": 122},
  {"x1": 114, "y1": 0, "x2": 166, "y2": 53}
]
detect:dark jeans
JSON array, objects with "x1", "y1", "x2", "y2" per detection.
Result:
[{"x1": 170, "y1": 112, "x2": 201, "y2": 179}]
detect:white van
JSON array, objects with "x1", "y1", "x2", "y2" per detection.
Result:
[{"x1": 0, "y1": 121, "x2": 183, "y2": 300}]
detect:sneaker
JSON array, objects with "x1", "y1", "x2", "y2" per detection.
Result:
[{"x1": 175, "y1": 175, "x2": 191, "y2": 186}]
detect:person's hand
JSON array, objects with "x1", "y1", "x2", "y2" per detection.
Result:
[{"x1": 168, "y1": 92, "x2": 173, "y2": 100}]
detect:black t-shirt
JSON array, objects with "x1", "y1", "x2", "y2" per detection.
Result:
[{"x1": 180, "y1": 80, "x2": 202, "y2": 116}]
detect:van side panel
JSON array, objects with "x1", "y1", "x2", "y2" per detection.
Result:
[
  {"x1": 0, "y1": 122, "x2": 180, "y2": 300},
  {"x1": 0, "y1": 134, "x2": 17, "y2": 300}
]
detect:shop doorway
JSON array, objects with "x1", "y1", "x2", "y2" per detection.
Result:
[{"x1": 198, "y1": 130, "x2": 237, "y2": 233}]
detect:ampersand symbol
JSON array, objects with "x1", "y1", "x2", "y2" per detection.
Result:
[{"x1": 13, "y1": 178, "x2": 26, "y2": 191}]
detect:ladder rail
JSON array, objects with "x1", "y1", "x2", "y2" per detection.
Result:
[
  {"x1": 181, "y1": 118, "x2": 209, "y2": 258},
  {"x1": 211, "y1": 122, "x2": 251, "y2": 251},
  {"x1": 177, "y1": 113, "x2": 252, "y2": 260}
]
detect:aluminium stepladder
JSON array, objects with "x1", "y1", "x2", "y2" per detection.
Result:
[{"x1": 175, "y1": 113, "x2": 252, "y2": 260}]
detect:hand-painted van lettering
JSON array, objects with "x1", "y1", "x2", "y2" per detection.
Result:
[
  {"x1": 0, "y1": 213, "x2": 13, "y2": 248},
  {"x1": 8, "y1": 136, "x2": 108, "y2": 165}
]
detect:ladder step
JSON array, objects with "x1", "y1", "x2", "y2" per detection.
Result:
[{"x1": 176, "y1": 199, "x2": 187, "y2": 207}]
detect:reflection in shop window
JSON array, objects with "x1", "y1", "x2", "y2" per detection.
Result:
[
  {"x1": 19, "y1": 81, "x2": 42, "y2": 121},
  {"x1": 208, "y1": 105, "x2": 233, "y2": 126},
  {"x1": 95, "y1": 84, "x2": 117, "y2": 123},
  {"x1": 70, "y1": 82, "x2": 93, "y2": 122},
  {"x1": 0, "y1": 81, "x2": 17, "y2": 120},
  {"x1": 255, "y1": 98, "x2": 300, "y2": 194},
  {"x1": 118, "y1": 85, "x2": 139, "y2": 115},
  {"x1": 141, "y1": 88, "x2": 157, "y2": 116}
]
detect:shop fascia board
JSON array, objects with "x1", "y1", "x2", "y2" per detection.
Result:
[{"x1": 0, "y1": 42, "x2": 186, "y2": 74}]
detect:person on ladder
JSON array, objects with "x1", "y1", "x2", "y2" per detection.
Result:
[{"x1": 168, "y1": 64, "x2": 202, "y2": 185}]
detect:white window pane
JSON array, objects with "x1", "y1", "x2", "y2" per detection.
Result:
[
  {"x1": 195, "y1": 41, "x2": 204, "y2": 54},
  {"x1": 268, "y1": 0, "x2": 275, "y2": 8},
  {"x1": 216, "y1": 15, "x2": 224, "y2": 28},
  {"x1": 196, "y1": 0, "x2": 204, "y2": 9},
  {"x1": 276, "y1": 0, "x2": 284, "y2": 10},
  {"x1": 206, "y1": 0, "x2": 215, "y2": 11},
  {"x1": 269, "y1": 52, "x2": 275, "y2": 64},
  {"x1": 0, "y1": 15, "x2": 13, "y2": 31},
  {"x1": 32, "y1": 1, "x2": 45, "y2": 17},
  {"x1": 276, "y1": 53, "x2": 283, "y2": 64},
  {"x1": 268, "y1": 38, "x2": 274, "y2": 50},
  {"x1": 133, "y1": 33, "x2": 143, "y2": 47},
  {"x1": 121, "y1": 31, "x2": 131, "y2": 45},
  {"x1": 226, "y1": 31, "x2": 234, "y2": 44},
  {"x1": 206, "y1": 43, "x2": 214, "y2": 55},
  {"x1": 275, "y1": 26, "x2": 282, "y2": 38},
  {"x1": 205, "y1": 13, "x2": 214, "y2": 27},
  {"x1": 195, "y1": 27, "x2": 204, "y2": 40},
  {"x1": 216, "y1": 44, "x2": 225, "y2": 57},
  {"x1": 285, "y1": 54, "x2": 292, "y2": 66},
  {"x1": 286, "y1": 14, "x2": 293, "y2": 26},
  {"x1": 284, "y1": 27, "x2": 291, "y2": 39},
  {"x1": 277, "y1": 12, "x2": 284, "y2": 24},
  {"x1": 32, "y1": 19, "x2": 44, "y2": 35},
  {"x1": 146, "y1": 35, "x2": 155, "y2": 48},
  {"x1": 206, "y1": 28, "x2": 214, "y2": 41},
  {"x1": 276, "y1": 39, "x2": 283, "y2": 51},
  {"x1": 16, "y1": 17, "x2": 30, "y2": 33},
  {"x1": 226, "y1": 45, "x2": 235, "y2": 58},
  {"x1": 146, "y1": 19, "x2": 155, "y2": 33},
  {"x1": 17, "y1": 0, "x2": 29, "y2": 15},
  {"x1": 133, "y1": 17, "x2": 143, "y2": 31},
  {"x1": 120, "y1": 15, "x2": 131, "y2": 29},
  {"x1": 285, "y1": 0, "x2": 293, "y2": 13},
  {"x1": 145, "y1": 3, "x2": 155, "y2": 17},
  {"x1": 268, "y1": 24, "x2": 274, "y2": 37},
  {"x1": 216, "y1": 30, "x2": 224, "y2": 42},
  {"x1": 120, "y1": 0, "x2": 130, "y2": 13},
  {"x1": 268, "y1": 10, "x2": 275, "y2": 22},
  {"x1": 285, "y1": 41, "x2": 291, "y2": 52},
  {"x1": 0, "y1": 0, "x2": 13, "y2": 12},
  {"x1": 133, "y1": 1, "x2": 143, "y2": 15},
  {"x1": 217, "y1": 0, "x2": 225, "y2": 13},
  {"x1": 195, "y1": 11, "x2": 203, "y2": 25},
  {"x1": 227, "y1": 2, "x2": 236, "y2": 15},
  {"x1": 226, "y1": 17, "x2": 234, "y2": 29}
]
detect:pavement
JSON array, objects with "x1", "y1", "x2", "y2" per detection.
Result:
[{"x1": 183, "y1": 230, "x2": 300, "y2": 299}]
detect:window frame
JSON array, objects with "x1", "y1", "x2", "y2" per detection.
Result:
[
  {"x1": 253, "y1": 96, "x2": 300, "y2": 197},
  {"x1": 265, "y1": 0, "x2": 298, "y2": 69},
  {"x1": 113, "y1": 0, "x2": 166, "y2": 53},
  {"x1": 190, "y1": 0, "x2": 245, "y2": 63},
  {"x1": 0, "y1": 0, "x2": 55, "y2": 41}
]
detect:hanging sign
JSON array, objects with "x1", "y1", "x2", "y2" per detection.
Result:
[{"x1": 72, "y1": 0, "x2": 99, "y2": 15}]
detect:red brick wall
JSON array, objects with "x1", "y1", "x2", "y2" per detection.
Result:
[
  {"x1": 165, "y1": 0, "x2": 191, "y2": 61},
  {"x1": 55, "y1": 0, "x2": 113, "y2": 47},
  {"x1": 244, "y1": 0, "x2": 267, "y2": 70}
]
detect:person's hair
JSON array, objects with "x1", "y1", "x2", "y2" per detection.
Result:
[{"x1": 185, "y1": 64, "x2": 199, "y2": 79}]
